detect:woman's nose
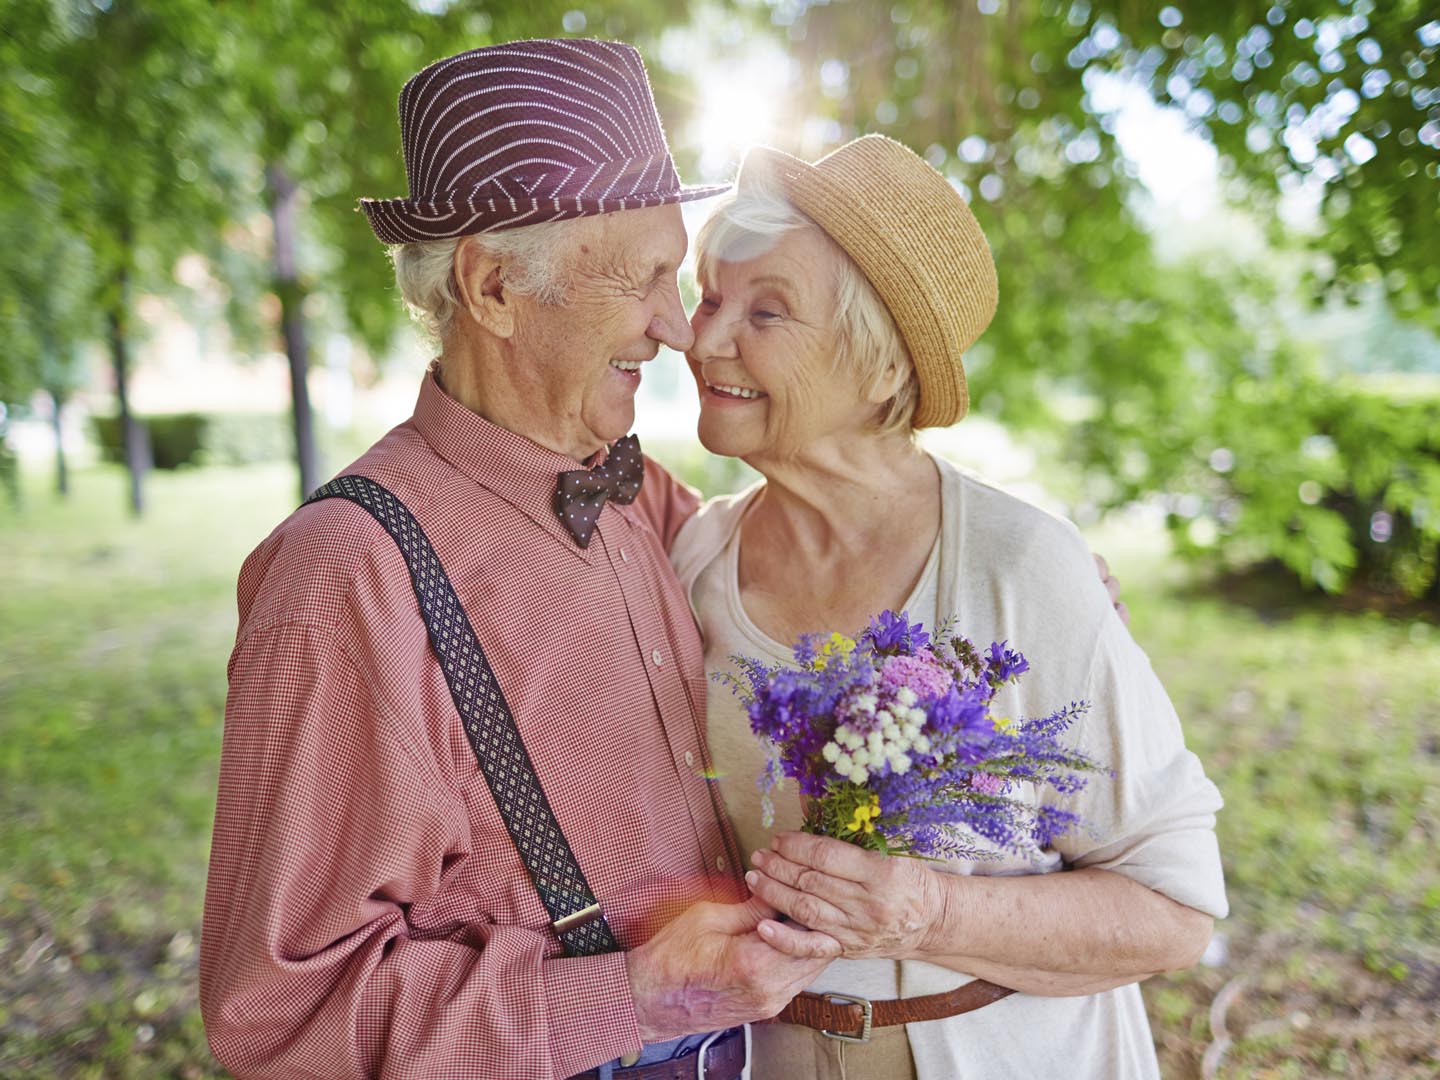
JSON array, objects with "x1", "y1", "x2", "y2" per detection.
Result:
[{"x1": 689, "y1": 306, "x2": 737, "y2": 361}]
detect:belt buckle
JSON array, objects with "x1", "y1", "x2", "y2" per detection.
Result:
[
  {"x1": 820, "y1": 993, "x2": 873, "y2": 1044},
  {"x1": 694, "y1": 1028, "x2": 725, "y2": 1078}
]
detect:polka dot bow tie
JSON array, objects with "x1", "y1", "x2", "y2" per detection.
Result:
[{"x1": 553, "y1": 434, "x2": 645, "y2": 549}]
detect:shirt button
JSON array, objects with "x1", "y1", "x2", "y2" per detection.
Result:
[
  {"x1": 684, "y1": 750, "x2": 695, "y2": 767},
  {"x1": 651, "y1": 649, "x2": 663, "y2": 667},
  {"x1": 620, "y1": 548, "x2": 630, "y2": 562},
  {"x1": 715, "y1": 856, "x2": 727, "y2": 871}
]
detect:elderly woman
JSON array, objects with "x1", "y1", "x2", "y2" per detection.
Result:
[{"x1": 667, "y1": 135, "x2": 1227, "y2": 1079}]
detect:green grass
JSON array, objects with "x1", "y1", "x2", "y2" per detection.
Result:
[
  {"x1": 0, "y1": 464, "x2": 295, "y2": 1079},
  {"x1": 2, "y1": 463, "x2": 1437, "y2": 1078}
]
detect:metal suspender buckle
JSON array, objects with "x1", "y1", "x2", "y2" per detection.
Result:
[
  {"x1": 820, "y1": 993, "x2": 873, "y2": 1043},
  {"x1": 552, "y1": 902, "x2": 603, "y2": 936}
]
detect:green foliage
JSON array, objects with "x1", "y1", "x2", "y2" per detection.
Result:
[
  {"x1": 1086, "y1": 358, "x2": 1440, "y2": 599},
  {"x1": 1118, "y1": 1, "x2": 1440, "y2": 329},
  {"x1": 90, "y1": 412, "x2": 296, "y2": 471}
]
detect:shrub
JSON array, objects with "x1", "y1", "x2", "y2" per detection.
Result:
[
  {"x1": 1085, "y1": 374, "x2": 1440, "y2": 601},
  {"x1": 91, "y1": 412, "x2": 294, "y2": 470},
  {"x1": 92, "y1": 413, "x2": 205, "y2": 470}
]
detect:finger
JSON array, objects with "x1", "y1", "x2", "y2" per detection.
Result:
[
  {"x1": 746, "y1": 868, "x2": 846, "y2": 931},
  {"x1": 752, "y1": 849, "x2": 864, "y2": 907},
  {"x1": 756, "y1": 918, "x2": 842, "y2": 960},
  {"x1": 1093, "y1": 552, "x2": 1110, "y2": 581},
  {"x1": 769, "y1": 831, "x2": 882, "y2": 885},
  {"x1": 1115, "y1": 600, "x2": 1131, "y2": 627},
  {"x1": 1105, "y1": 573, "x2": 1121, "y2": 604}
]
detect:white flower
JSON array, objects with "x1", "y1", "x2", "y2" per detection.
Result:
[
  {"x1": 834, "y1": 753, "x2": 854, "y2": 777},
  {"x1": 822, "y1": 742, "x2": 840, "y2": 763},
  {"x1": 890, "y1": 754, "x2": 912, "y2": 775},
  {"x1": 902, "y1": 721, "x2": 920, "y2": 739},
  {"x1": 914, "y1": 734, "x2": 932, "y2": 754},
  {"x1": 867, "y1": 731, "x2": 885, "y2": 754},
  {"x1": 896, "y1": 687, "x2": 918, "y2": 707},
  {"x1": 851, "y1": 766, "x2": 870, "y2": 785},
  {"x1": 882, "y1": 722, "x2": 901, "y2": 741},
  {"x1": 852, "y1": 693, "x2": 878, "y2": 715},
  {"x1": 875, "y1": 709, "x2": 894, "y2": 727},
  {"x1": 852, "y1": 748, "x2": 871, "y2": 768}
]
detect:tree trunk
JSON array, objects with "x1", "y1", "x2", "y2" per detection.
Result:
[
  {"x1": 108, "y1": 264, "x2": 147, "y2": 517},
  {"x1": 48, "y1": 388, "x2": 68, "y2": 499},
  {"x1": 267, "y1": 161, "x2": 318, "y2": 501}
]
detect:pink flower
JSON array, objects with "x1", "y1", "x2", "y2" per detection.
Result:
[
  {"x1": 879, "y1": 654, "x2": 954, "y2": 701},
  {"x1": 970, "y1": 772, "x2": 1006, "y2": 795}
]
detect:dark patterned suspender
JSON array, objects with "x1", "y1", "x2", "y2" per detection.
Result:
[{"x1": 305, "y1": 474, "x2": 619, "y2": 957}]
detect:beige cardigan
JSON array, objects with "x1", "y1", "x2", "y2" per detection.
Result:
[{"x1": 670, "y1": 454, "x2": 1227, "y2": 1080}]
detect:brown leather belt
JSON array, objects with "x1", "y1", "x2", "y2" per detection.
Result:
[
  {"x1": 763, "y1": 979, "x2": 1015, "y2": 1043},
  {"x1": 571, "y1": 1027, "x2": 745, "y2": 1080}
]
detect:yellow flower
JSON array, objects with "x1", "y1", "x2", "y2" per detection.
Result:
[
  {"x1": 992, "y1": 714, "x2": 1015, "y2": 733},
  {"x1": 812, "y1": 633, "x2": 857, "y2": 671},
  {"x1": 844, "y1": 794, "x2": 882, "y2": 835}
]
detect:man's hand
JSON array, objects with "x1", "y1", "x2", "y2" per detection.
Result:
[
  {"x1": 625, "y1": 898, "x2": 840, "y2": 1043},
  {"x1": 1094, "y1": 553, "x2": 1129, "y2": 626}
]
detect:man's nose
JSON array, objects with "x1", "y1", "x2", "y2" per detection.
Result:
[{"x1": 648, "y1": 280, "x2": 695, "y2": 352}]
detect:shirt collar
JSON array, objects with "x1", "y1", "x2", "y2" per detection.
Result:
[{"x1": 411, "y1": 369, "x2": 611, "y2": 561}]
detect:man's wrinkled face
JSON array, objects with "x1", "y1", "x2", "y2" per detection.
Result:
[{"x1": 511, "y1": 204, "x2": 693, "y2": 458}]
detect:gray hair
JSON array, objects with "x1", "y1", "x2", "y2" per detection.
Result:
[
  {"x1": 694, "y1": 184, "x2": 919, "y2": 436},
  {"x1": 389, "y1": 218, "x2": 577, "y2": 342}
]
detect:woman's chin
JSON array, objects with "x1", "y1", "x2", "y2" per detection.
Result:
[{"x1": 696, "y1": 414, "x2": 758, "y2": 460}]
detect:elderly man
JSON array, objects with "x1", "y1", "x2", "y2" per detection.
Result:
[{"x1": 200, "y1": 40, "x2": 840, "y2": 1080}]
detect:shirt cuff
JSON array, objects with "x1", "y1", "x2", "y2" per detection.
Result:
[{"x1": 544, "y1": 950, "x2": 642, "y2": 1078}]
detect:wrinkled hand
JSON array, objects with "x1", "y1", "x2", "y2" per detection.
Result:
[
  {"x1": 745, "y1": 833, "x2": 945, "y2": 961},
  {"x1": 626, "y1": 896, "x2": 841, "y2": 1043},
  {"x1": 1093, "y1": 553, "x2": 1129, "y2": 626}
]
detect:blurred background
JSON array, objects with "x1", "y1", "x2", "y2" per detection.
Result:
[{"x1": 1, "y1": 1, "x2": 1437, "y2": 1077}]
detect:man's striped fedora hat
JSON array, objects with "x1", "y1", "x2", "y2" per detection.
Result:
[{"x1": 360, "y1": 38, "x2": 728, "y2": 244}]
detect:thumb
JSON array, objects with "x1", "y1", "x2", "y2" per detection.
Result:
[{"x1": 708, "y1": 896, "x2": 778, "y2": 934}]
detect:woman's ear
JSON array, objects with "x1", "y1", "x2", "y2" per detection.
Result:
[
  {"x1": 454, "y1": 237, "x2": 515, "y2": 338},
  {"x1": 865, "y1": 358, "x2": 909, "y2": 406}
]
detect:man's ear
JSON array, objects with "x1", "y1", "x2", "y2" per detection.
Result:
[{"x1": 454, "y1": 237, "x2": 515, "y2": 338}]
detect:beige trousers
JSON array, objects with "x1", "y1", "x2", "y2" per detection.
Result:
[{"x1": 749, "y1": 1021, "x2": 918, "y2": 1080}]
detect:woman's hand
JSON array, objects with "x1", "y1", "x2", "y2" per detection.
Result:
[{"x1": 744, "y1": 832, "x2": 946, "y2": 960}]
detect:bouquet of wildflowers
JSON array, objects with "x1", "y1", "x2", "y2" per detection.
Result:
[{"x1": 718, "y1": 610, "x2": 1107, "y2": 861}]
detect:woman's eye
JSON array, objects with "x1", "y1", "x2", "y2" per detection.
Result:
[
  {"x1": 751, "y1": 309, "x2": 781, "y2": 323},
  {"x1": 698, "y1": 295, "x2": 720, "y2": 312}
]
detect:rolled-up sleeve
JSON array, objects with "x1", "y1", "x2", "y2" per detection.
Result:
[{"x1": 200, "y1": 622, "x2": 640, "y2": 1080}]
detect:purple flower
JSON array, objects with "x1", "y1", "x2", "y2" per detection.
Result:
[
  {"x1": 861, "y1": 610, "x2": 931, "y2": 654},
  {"x1": 986, "y1": 641, "x2": 1030, "y2": 685}
]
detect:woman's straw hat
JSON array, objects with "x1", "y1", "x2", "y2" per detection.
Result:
[{"x1": 737, "y1": 135, "x2": 998, "y2": 428}]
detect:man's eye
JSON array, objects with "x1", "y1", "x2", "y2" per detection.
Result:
[
  {"x1": 752, "y1": 309, "x2": 781, "y2": 323},
  {"x1": 699, "y1": 295, "x2": 720, "y2": 311}
]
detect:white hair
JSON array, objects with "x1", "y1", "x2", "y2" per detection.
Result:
[
  {"x1": 694, "y1": 183, "x2": 919, "y2": 435},
  {"x1": 389, "y1": 218, "x2": 578, "y2": 342}
]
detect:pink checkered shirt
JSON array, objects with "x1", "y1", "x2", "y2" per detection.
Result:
[{"x1": 201, "y1": 373, "x2": 744, "y2": 1079}]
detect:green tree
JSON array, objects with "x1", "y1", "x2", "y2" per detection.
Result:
[
  {"x1": 1120, "y1": 1, "x2": 1440, "y2": 329},
  {"x1": 10, "y1": 1, "x2": 231, "y2": 516}
]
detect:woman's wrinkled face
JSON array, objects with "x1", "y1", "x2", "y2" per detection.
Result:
[{"x1": 687, "y1": 227, "x2": 878, "y2": 462}]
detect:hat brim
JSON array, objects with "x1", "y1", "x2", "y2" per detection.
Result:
[
  {"x1": 361, "y1": 182, "x2": 731, "y2": 245},
  {"x1": 736, "y1": 143, "x2": 992, "y2": 428}
]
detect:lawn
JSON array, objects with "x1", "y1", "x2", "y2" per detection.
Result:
[{"x1": 1, "y1": 461, "x2": 1436, "y2": 1078}]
